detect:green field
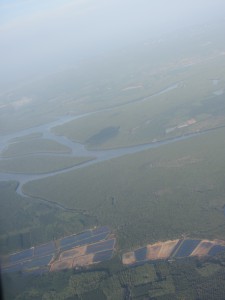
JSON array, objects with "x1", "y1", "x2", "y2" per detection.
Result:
[
  {"x1": 0, "y1": 155, "x2": 94, "y2": 174},
  {"x1": 10, "y1": 132, "x2": 43, "y2": 142},
  {"x1": 1, "y1": 138, "x2": 71, "y2": 157}
]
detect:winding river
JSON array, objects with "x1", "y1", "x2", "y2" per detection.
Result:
[
  {"x1": 0, "y1": 82, "x2": 224, "y2": 199},
  {"x1": 0, "y1": 110, "x2": 223, "y2": 199}
]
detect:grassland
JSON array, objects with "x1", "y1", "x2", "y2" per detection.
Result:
[
  {"x1": 0, "y1": 155, "x2": 94, "y2": 174},
  {"x1": 10, "y1": 132, "x2": 43, "y2": 142},
  {"x1": 1, "y1": 138, "x2": 71, "y2": 157}
]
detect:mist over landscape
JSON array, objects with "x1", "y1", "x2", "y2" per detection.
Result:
[
  {"x1": 1, "y1": 1, "x2": 225, "y2": 299},
  {"x1": 1, "y1": 0, "x2": 225, "y2": 88}
]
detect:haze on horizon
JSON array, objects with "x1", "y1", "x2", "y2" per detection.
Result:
[{"x1": 0, "y1": 0, "x2": 225, "y2": 90}]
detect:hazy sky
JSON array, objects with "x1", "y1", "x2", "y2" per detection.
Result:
[{"x1": 1, "y1": 0, "x2": 225, "y2": 89}]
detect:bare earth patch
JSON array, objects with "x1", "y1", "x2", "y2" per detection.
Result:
[
  {"x1": 190, "y1": 240, "x2": 215, "y2": 257},
  {"x1": 122, "y1": 252, "x2": 136, "y2": 265},
  {"x1": 59, "y1": 246, "x2": 87, "y2": 260},
  {"x1": 73, "y1": 254, "x2": 94, "y2": 267},
  {"x1": 158, "y1": 240, "x2": 179, "y2": 259},
  {"x1": 50, "y1": 257, "x2": 74, "y2": 272}
]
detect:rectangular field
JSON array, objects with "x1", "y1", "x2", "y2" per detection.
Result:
[
  {"x1": 72, "y1": 254, "x2": 94, "y2": 267},
  {"x1": 59, "y1": 232, "x2": 109, "y2": 251},
  {"x1": 9, "y1": 248, "x2": 33, "y2": 264},
  {"x1": 93, "y1": 250, "x2": 113, "y2": 263},
  {"x1": 190, "y1": 240, "x2": 214, "y2": 257},
  {"x1": 34, "y1": 242, "x2": 56, "y2": 257},
  {"x1": 146, "y1": 244, "x2": 162, "y2": 260},
  {"x1": 22, "y1": 254, "x2": 53, "y2": 270},
  {"x1": 1, "y1": 262, "x2": 22, "y2": 273},
  {"x1": 81, "y1": 232, "x2": 110, "y2": 245},
  {"x1": 59, "y1": 230, "x2": 92, "y2": 247},
  {"x1": 86, "y1": 239, "x2": 115, "y2": 254},
  {"x1": 50, "y1": 258, "x2": 74, "y2": 272},
  {"x1": 59, "y1": 246, "x2": 87, "y2": 260},
  {"x1": 122, "y1": 252, "x2": 136, "y2": 265},
  {"x1": 2, "y1": 226, "x2": 114, "y2": 274},
  {"x1": 173, "y1": 240, "x2": 201, "y2": 258},
  {"x1": 134, "y1": 247, "x2": 147, "y2": 262},
  {"x1": 208, "y1": 245, "x2": 225, "y2": 256},
  {"x1": 158, "y1": 240, "x2": 179, "y2": 259},
  {"x1": 92, "y1": 226, "x2": 110, "y2": 235}
]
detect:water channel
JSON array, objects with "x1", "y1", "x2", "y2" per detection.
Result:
[
  {"x1": 0, "y1": 82, "x2": 223, "y2": 198},
  {"x1": 0, "y1": 110, "x2": 222, "y2": 198}
]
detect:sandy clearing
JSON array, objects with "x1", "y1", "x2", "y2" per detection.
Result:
[
  {"x1": 122, "y1": 252, "x2": 136, "y2": 265},
  {"x1": 50, "y1": 257, "x2": 74, "y2": 272},
  {"x1": 59, "y1": 245, "x2": 87, "y2": 260},
  {"x1": 147, "y1": 243, "x2": 162, "y2": 260},
  {"x1": 73, "y1": 254, "x2": 94, "y2": 267},
  {"x1": 158, "y1": 240, "x2": 179, "y2": 259},
  {"x1": 191, "y1": 240, "x2": 216, "y2": 257}
]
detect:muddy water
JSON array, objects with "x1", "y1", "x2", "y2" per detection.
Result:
[
  {"x1": 0, "y1": 82, "x2": 222, "y2": 197},
  {"x1": 0, "y1": 121, "x2": 219, "y2": 198}
]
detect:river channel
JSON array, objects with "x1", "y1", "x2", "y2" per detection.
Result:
[
  {"x1": 0, "y1": 81, "x2": 223, "y2": 198},
  {"x1": 0, "y1": 110, "x2": 222, "y2": 198}
]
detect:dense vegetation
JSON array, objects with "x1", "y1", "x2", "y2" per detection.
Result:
[
  {"x1": 0, "y1": 182, "x2": 96, "y2": 254},
  {"x1": 24, "y1": 126, "x2": 225, "y2": 250},
  {"x1": 1, "y1": 139, "x2": 70, "y2": 157},
  {"x1": 0, "y1": 155, "x2": 93, "y2": 174},
  {"x1": 3, "y1": 252, "x2": 225, "y2": 299}
]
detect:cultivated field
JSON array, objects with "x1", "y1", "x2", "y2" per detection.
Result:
[
  {"x1": 123, "y1": 238, "x2": 225, "y2": 265},
  {"x1": 23, "y1": 126, "x2": 225, "y2": 250},
  {"x1": 1, "y1": 226, "x2": 115, "y2": 275}
]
